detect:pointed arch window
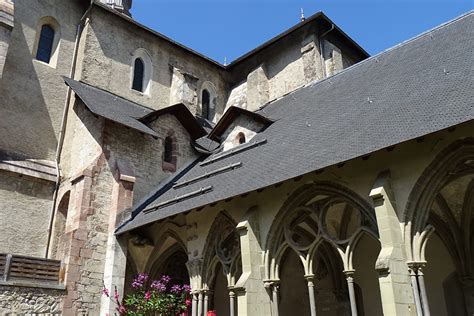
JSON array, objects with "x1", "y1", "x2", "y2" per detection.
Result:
[
  {"x1": 36, "y1": 25, "x2": 55, "y2": 63},
  {"x1": 202, "y1": 89, "x2": 210, "y2": 119},
  {"x1": 132, "y1": 58, "x2": 145, "y2": 92}
]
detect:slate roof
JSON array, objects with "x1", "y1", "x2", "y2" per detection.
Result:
[
  {"x1": 116, "y1": 12, "x2": 474, "y2": 234},
  {"x1": 64, "y1": 78, "x2": 158, "y2": 137},
  {"x1": 64, "y1": 78, "x2": 207, "y2": 140}
]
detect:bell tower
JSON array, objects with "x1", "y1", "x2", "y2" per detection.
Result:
[{"x1": 99, "y1": 0, "x2": 132, "y2": 16}]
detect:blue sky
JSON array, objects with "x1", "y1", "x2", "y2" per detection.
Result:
[{"x1": 130, "y1": 0, "x2": 472, "y2": 64}]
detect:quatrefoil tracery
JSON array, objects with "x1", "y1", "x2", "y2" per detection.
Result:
[{"x1": 283, "y1": 196, "x2": 371, "y2": 251}]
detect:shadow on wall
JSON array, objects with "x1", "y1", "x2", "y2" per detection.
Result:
[{"x1": 0, "y1": 15, "x2": 57, "y2": 159}]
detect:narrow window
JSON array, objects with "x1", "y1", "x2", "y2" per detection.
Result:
[
  {"x1": 202, "y1": 89, "x2": 210, "y2": 119},
  {"x1": 36, "y1": 25, "x2": 55, "y2": 63},
  {"x1": 132, "y1": 58, "x2": 145, "y2": 92},
  {"x1": 164, "y1": 136, "x2": 173, "y2": 163},
  {"x1": 236, "y1": 132, "x2": 246, "y2": 145}
]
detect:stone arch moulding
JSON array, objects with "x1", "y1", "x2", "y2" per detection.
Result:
[
  {"x1": 403, "y1": 138, "x2": 474, "y2": 262},
  {"x1": 130, "y1": 48, "x2": 153, "y2": 95},
  {"x1": 33, "y1": 16, "x2": 61, "y2": 68},
  {"x1": 201, "y1": 210, "x2": 240, "y2": 288},
  {"x1": 144, "y1": 227, "x2": 188, "y2": 274},
  {"x1": 264, "y1": 181, "x2": 379, "y2": 280},
  {"x1": 199, "y1": 81, "x2": 218, "y2": 121}
]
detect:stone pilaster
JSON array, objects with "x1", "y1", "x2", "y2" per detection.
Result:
[
  {"x1": 246, "y1": 65, "x2": 269, "y2": 112},
  {"x1": 100, "y1": 160, "x2": 135, "y2": 315},
  {"x1": 235, "y1": 208, "x2": 271, "y2": 316},
  {"x1": 369, "y1": 171, "x2": 416, "y2": 316},
  {"x1": 301, "y1": 34, "x2": 324, "y2": 83}
]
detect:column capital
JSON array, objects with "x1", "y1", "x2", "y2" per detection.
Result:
[
  {"x1": 304, "y1": 274, "x2": 315, "y2": 286},
  {"x1": 343, "y1": 269, "x2": 355, "y2": 280}
]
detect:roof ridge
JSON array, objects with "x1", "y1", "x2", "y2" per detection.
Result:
[{"x1": 258, "y1": 10, "x2": 473, "y2": 112}]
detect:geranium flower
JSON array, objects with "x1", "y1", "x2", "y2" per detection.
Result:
[
  {"x1": 102, "y1": 287, "x2": 110, "y2": 297},
  {"x1": 144, "y1": 291, "x2": 151, "y2": 301}
]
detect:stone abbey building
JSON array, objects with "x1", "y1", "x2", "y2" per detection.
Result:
[{"x1": 0, "y1": 0, "x2": 473, "y2": 315}]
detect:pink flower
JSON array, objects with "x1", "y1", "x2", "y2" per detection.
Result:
[
  {"x1": 145, "y1": 291, "x2": 151, "y2": 301},
  {"x1": 102, "y1": 287, "x2": 110, "y2": 297},
  {"x1": 185, "y1": 298, "x2": 192, "y2": 307},
  {"x1": 114, "y1": 286, "x2": 120, "y2": 301},
  {"x1": 117, "y1": 305, "x2": 127, "y2": 315}
]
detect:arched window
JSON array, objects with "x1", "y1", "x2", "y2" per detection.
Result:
[
  {"x1": 132, "y1": 58, "x2": 145, "y2": 92},
  {"x1": 164, "y1": 136, "x2": 173, "y2": 163},
  {"x1": 36, "y1": 25, "x2": 55, "y2": 63},
  {"x1": 236, "y1": 132, "x2": 246, "y2": 145},
  {"x1": 202, "y1": 89, "x2": 210, "y2": 119}
]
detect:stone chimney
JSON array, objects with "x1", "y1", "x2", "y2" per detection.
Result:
[{"x1": 99, "y1": 0, "x2": 132, "y2": 16}]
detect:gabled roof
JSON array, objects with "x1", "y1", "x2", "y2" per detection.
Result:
[
  {"x1": 64, "y1": 78, "x2": 158, "y2": 137},
  {"x1": 116, "y1": 12, "x2": 474, "y2": 234},
  {"x1": 140, "y1": 103, "x2": 207, "y2": 140},
  {"x1": 207, "y1": 106, "x2": 274, "y2": 141},
  {"x1": 64, "y1": 78, "x2": 207, "y2": 140},
  {"x1": 92, "y1": 1, "x2": 368, "y2": 68}
]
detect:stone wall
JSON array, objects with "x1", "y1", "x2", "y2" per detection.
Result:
[
  {"x1": 79, "y1": 6, "x2": 228, "y2": 117},
  {"x1": 0, "y1": 170, "x2": 54, "y2": 257},
  {"x1": 0, "y1": 285, "x2": 65, "y2": 315},
  {"x1": 0, "y1": 0, "x2": 84, "y2": 160},
  {"x1": 104, "y1": 113, "x2": 199, "y2": 205}
]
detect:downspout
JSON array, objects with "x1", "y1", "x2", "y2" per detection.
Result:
[
  {"x1": 319, "y1": 23, "x2": 335, "y2": 79},
  {"x1": 45, "y1": 4, "x2": 93, "y2": 258}
]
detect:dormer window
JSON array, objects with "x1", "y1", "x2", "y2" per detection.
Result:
[
  {"x1": 132, "y1": 58, "x2": 145, "y2": 92},
  {"x1": 236, "y1": 132, "x2": 246, "y2": 145}
]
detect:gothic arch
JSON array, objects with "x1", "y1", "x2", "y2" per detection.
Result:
[
  {"x1": 265, "y1": 181, "x2": 378, "y2": 280},
  {"x1": 201, "y1": 211, "x2": 240, "y2": 288},
  {"x1": 145, "y1": 227, "x2": 187, "y2": 274},
  {"x1": 403, "y1": 138, "x2": 474, "y2": 263},
  {"x1": 403, "y1": 138, "x2": 474, "y2": 315}
]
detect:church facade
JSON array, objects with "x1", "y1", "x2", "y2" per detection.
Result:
[{"x1": 0, "y1": 0, "x2": 473, "y2": 315}]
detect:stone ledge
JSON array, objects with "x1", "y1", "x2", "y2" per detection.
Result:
[{"x1": 0, "y1": 280, "x2": 66, "y2": 291}]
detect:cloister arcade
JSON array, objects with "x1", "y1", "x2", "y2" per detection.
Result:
[{"x1": 127, "y1": 139, "x2": 474, "y2": 316}]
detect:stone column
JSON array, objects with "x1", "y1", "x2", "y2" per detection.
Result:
[
  {"x1": 417, "y1": 266, "x2": 430, "y2": 316},
  {"x1": 270, "y1": 281, "x2": 280, "y2": 316},
  {"x1": 305, "y1": 275, "x2": 317, "y2": 316},
  {"x1": 229, "y1": 288, "x2": 236, "y2": 316},
  {"x1": 235, "y1": 208, "x2": 272, "y2": 315},
  {"x1": 460, "y1": 277, "x2": 474, "y2": 315},
  {"x1": 192, "y1": 292, "x2": 199, "y2": 316},
  {"x1": 100, "y1": 160, "x2": 135, "y2": 315},
  {"x1": 203, "y1": 289, "x2": 212, "y2": 315},
  {"x1": 408, "y1": 266, "x2": 423, "y2": 316},
  {"x1": 344, "y1": 270, "x2": 358, "y2": 316},
  {"x1": 197, "y1": 290, "x2": 203, "y2": 316},
  {"x1": 369, "y1": 171, "x2": 416, "y2": 315}
]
